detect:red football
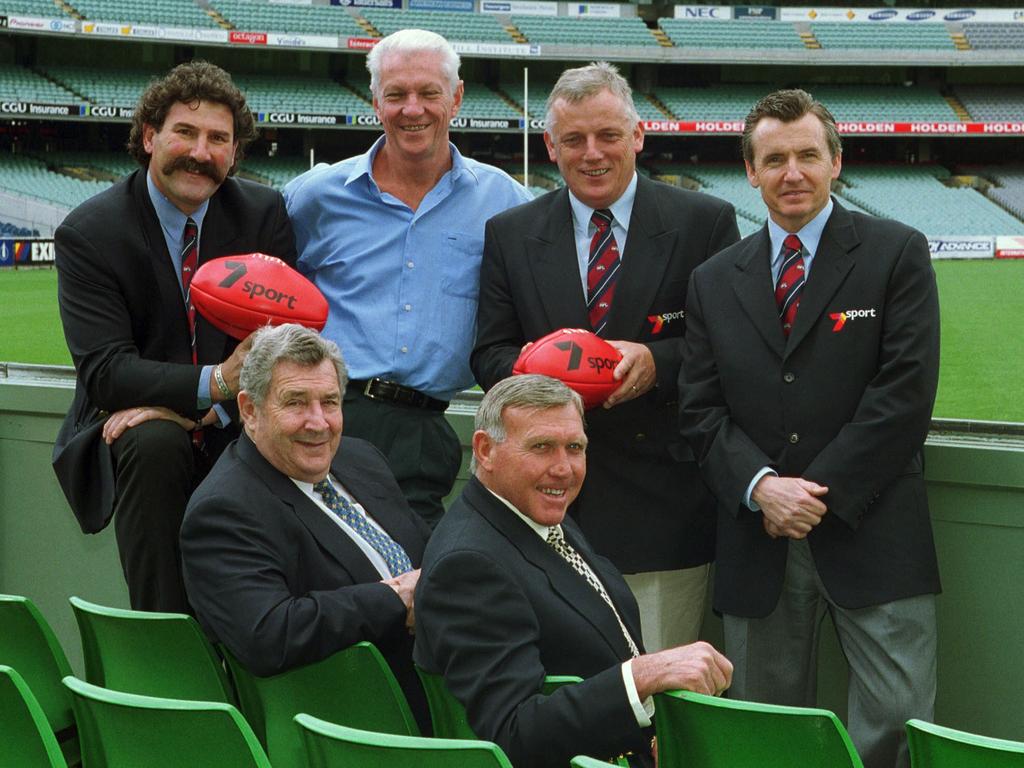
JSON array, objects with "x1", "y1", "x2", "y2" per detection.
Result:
[
  {"x1": 191, "y1": 254, "x2": 328, "y2": 340},
  {"x1": 512, "y1": 328, "x2": 623, "y2": 409}
]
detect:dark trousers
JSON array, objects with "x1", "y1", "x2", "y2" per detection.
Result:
[
  {"x1": 109, "y1": 420, "x2": 227, "y2": 613},
  {"x1": 341, "y1": 392, "x2": 461, "y2": 529}
]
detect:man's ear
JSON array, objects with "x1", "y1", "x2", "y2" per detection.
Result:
[
  {"x1": 238, "y1": 390, "x2": 256, "y2": 434},
  {"x1": 472, "y1": 430, "x2": 493, "y2": 472}
]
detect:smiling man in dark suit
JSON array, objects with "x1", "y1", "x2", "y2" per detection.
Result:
[
  {"x1": 472, "y1": 62, "x2": 739, "y2": 652},
  {"x1": 679, "y1": 89, "x2": 941, "y2": 768},
  {"x1": 181, "y1": 323, "x2": 431, "y2": 728},
  {"x1": 52, "y1": 61, "x2": 295, "y2": 613},
  {"x1": 415, "y1": 374, "x2": 732, "y2": 768}
]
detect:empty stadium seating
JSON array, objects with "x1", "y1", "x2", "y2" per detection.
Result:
[
  {"x1": 43, "y1": 66, "x2": 156, "y2": 108},
  {"x1": 511, "y1": 15, "x2": 658, "y2": 47},
  {"x1": 839, "y1": 165, "x2": 1024, "y2": 236},
  {"x1": 659, "y1": 19, "x2": 806, "y2": 50},
  {"x1": 0, "y1": 64, "x2": 79, "y2": 105},
  {"x1": 954, "y1": 85, "x2": 1024, "y2": 121},
  {"x1": 809, "y1": 22, "x2": 956, "y2": 50},
  {"x1": 233, "y1": 74, "x2": 371, "y2": 116},
  {"x1": 70, "y1": 0, "x2": 221, "y2": 28},
  {"x1": 962, "y1": 22, "x2": 1024, "y2": 50},
  {"x1": 809, "y1": 85, "x2": 960, "y2": 122},
  {"x1": 210, "y1": 0, "x2": 367, "y2": 37},
  {"x1": 362, "y1": 9, "x2": 511, "y2": 43},
  {"x1": 0, "y1": 155, "x2": 110, "y2": 210}
]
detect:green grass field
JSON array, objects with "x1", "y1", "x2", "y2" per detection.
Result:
[{"x1": 1, "y1": 261, "x2": 1021, "y2": 421}]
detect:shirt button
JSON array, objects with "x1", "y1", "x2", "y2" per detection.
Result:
[
  {"x1": 634, "y1": 433, "x2": 646, "y2": 442},
  {"x1": 789, "y1": 433, "x2": 800, "y2": 444},
  {"x1": 403, "y1": 304, "x2": 412, "y2": 312},
  {"x1": 400, "y1": 346, "x2": 408, "y2": 354},
  {"x1": 783, "y1": 372, "x2": 795, "y2": 383},
  {"x1": 407, "y1": 261, "x2": 414, "y2": 268}
]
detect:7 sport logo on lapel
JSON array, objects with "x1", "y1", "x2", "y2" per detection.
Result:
[
  {"x1": 829, "y1": 307, "x2": 877, "y2": 333},
  {"x1": 647, "y1": 309, "x2": 685, "y2": 335}
]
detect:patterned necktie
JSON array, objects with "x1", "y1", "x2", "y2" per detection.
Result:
[
  {"x1": 314, "y1": 479, "x2": 413, "y2": 578},
  {"x1": 546, "y1": 526, "x2": 639, "y2": 658},
  {"x1": 587, "y1": 209, "x2": 620, "y2": 337},
  {"x1": 775, "y1": 233, "x2": 805, "y2": 338},
  {"x1": 181, "y1": 217, "x2": 199, "y2": 364}
]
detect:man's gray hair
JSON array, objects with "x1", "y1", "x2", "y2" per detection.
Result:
[
  {"x1": 240, "y1": 324, "x2": 348, "y2": 407},
  {"x1": 544, "y1": 61, "x2": 639, "y2": 136},
  {"x1": 366, "y1": 29, "x2": 461, "y2": 97},
  {"x1": 476, "y1": 375, "x2": 585, "y2": 444}
]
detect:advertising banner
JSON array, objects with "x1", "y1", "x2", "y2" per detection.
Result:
[
  {"x1": 332, "y1": 0, "x2": 403, "y2": 7},
  {"x1": 0, "y1": 240, "x2": 46, "y2": 267},
  {"x1": 733, "y1": 6, "x2": 778, "y2": 20},
  {"x1": 995, "y1": 236, "x2": 1024, "y2": 258},
  {"x1": 928, "y1": 236, "x2": 994, "y2": 259},
  {"x1": 567, "y1": 3, "x2": 623, "y2": 17},
  {"x1": 451, "y1": 40, "x2": 541, "y2": 55},
  {"x1": 674, "y1": 5, "x2": 734, "y2": 20},
  {"x1": 267, "y1": 32, "x2": 339, "y2": 48},
  {"x1": 781, "y1": 7, "x2": 1024, "y2": 23},
  {"x1": 408, "y1": 0, "x2": 474, "y2": 10},
  {"x1": 481, "y1": 1, "x2": 558, "y2": 15}
]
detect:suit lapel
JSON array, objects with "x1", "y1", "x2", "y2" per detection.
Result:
[
  {"x1": 130, "y1": 171, "x2": 190, "y2": 340},
  {"x1": 603, "y1": 176, "x2": 675, "y2": 341},
  {"x1": 237, "y1": 434, "x2": 382, "y2": 584},
  {"x1": 465, "y1": 479, "x2": 634, "y2": 660},
  {"x1": 525, "y1": 189, "x2": 590, "y2": 330},
  {"x1": 785, "y1": 202, "x2": 858, "y2": 352},
  {"x1": 732, "y1": 227, "x2": 786, "y2": 357}
]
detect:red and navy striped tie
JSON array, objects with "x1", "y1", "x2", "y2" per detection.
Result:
[
  {"x1": 775, "y1": 233, "x2": 805, "y2": 338},
  {"x1": 587, "y1": 208, "x2": 620, "y2": 337},
  {"x1": 181, "y1": 217, "x2": 199, "y2": 364}
]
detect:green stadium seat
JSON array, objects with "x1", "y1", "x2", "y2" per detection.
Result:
[
  {"x1": 222, "y1": 641, "x2": 418, "y2": 768},
  {"x1": 63, "y1": 675, "x2": 271, "y2": 768},
  {"x1": 906, "y1": 718, "x2": 1024, "y2": 767},
  {"x1": 0, "y1": 665, "x2": 69, "y2": 768},
  {"x1": 654, "y1": 690, "x2": 864, "y2": 768},
  {"x1": 296, "y1": 714, "x2": 514, "y2": 768},
  {"x1": 68, "y1": 595, "x2": 235, "y2": 704}
]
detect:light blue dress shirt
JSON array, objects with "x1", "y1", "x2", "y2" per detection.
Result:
[
  {"x1": 567, "y1": 173, "x2": 638, "y2": 293},
  {"x1": 284, "y1": 136, "x2": 532, "y2": 401},
  {"x1": 145, "y1": 172, "x2": 219, "y2": 416},
  {"x1": 745, "y1": 197, "x2": 835, "y2": 510}
]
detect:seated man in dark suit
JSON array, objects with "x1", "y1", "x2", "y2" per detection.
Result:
[
  {"x1": 414, "y1": 374, "x2": 732, "y2": 768},
  {"x1": 181, "y1": 323, "x2": 431, "y2": 728}
]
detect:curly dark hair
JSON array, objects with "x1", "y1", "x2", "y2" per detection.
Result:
[{"x1": 126, "y1": 60, "x2": 256, "y2": 174}]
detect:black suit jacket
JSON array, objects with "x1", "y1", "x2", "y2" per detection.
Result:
[
  {"x1": 414, "y1": 477, "x2": 651, "y2": 768},
  {"x1": 680, "y1": 200, "x2": 941, "y2": 617},
  {"x1": 180, "y1": 433, "x2": 431, "y2": 718},
  {"x1": 472, "y1": 176, "x2": 739, "y2": 571},
  {"x1": 52, "y1": 169, "x2": 296, "y2": 533}
]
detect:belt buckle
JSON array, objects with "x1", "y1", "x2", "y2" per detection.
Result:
[{"x1": 362, "y1": 377, "x2": 384, "y2": 401}]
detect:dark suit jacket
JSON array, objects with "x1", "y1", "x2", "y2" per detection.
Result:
[
  {"x1": 414, "y1": 477, "x2": 651, "y2": 768},
  {"x1": 472, "y1": 176, "x2": 740, "y2": 572},
  {"x1": 52, "y1": 168, "x2": 296, "y2": 533},
  {"x1": 180, "y1": 433, "x2": 431, "y2": 720},
  {"x1": 680, "y1": 200, "x2": 941, "y2": 617}
]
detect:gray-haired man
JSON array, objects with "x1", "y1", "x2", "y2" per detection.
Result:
[{"x1": 181, "y1": 323, "x2": 431, "y2": 730}]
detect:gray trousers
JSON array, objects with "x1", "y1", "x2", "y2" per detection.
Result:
[{"x1": 724, "y1": 538, "x2": 936, "y2": 768}]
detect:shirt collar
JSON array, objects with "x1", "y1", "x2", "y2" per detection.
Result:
[
  {"x1": 346, "y1": 135, "x2": 476, "y2": 188},
  {"x1": 568, "y1": 171, "x2": 638, "y2": 234},
  {"x1": 485, "y1": 486, "x2": 559, "y2": 542},
  {"x1": 146, "y1": 167, "x2": 209, "y2": 234},
  {"x1": 767, "y1": 196, "x2": 833, "y2": 262}
]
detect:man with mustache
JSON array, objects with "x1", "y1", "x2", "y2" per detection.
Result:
[{"x1": 53, "y1": 61, "x2": 296, "y2": 612}]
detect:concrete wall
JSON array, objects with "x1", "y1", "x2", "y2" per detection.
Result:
[{"x1": 2, "y1": 363, "x2": 1022, "y2": 740}]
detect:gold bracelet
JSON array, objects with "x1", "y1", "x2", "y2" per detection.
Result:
[{"x1": 214, "y1": 365, "x2": 233, "y2": 399}]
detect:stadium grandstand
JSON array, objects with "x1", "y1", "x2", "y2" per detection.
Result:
[{"x1": 0, "y1": 11, "x2": 1018, "y2": 283}]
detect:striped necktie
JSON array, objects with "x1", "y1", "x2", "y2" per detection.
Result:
[
  {"x1": 775, "y1": 233, "x2": 805, "y2": 337},
  {"x1": 181, "y1": 217, "x2": 199, "y2": 363},
  {"x1": 314, "y1": 478, "x2": 412, "y2": 578},
  {"x1": 587, "y1": 209, "x2": 620, "y2": 337}
]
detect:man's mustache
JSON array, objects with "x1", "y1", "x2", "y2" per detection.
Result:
[{"x1": 163, "y1": 156, "x2": 225, "y2": 183}]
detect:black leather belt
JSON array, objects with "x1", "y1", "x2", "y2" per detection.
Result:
[{"x1": 350, "y1": 378, "x2": 449, "y2": 412}]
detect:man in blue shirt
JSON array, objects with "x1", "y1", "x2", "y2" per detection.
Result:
[{"x1": 285, "y1": 29, "x2": 531, "y2": 527}]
